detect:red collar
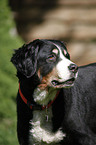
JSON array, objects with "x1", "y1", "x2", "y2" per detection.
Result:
[{"x1": 19, "y1": 83, "x2": 60, "y2": 110}]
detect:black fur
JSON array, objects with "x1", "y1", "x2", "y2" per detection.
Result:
[{"x1": 11, "y1": 39, "x2": 96, "y2": 145}]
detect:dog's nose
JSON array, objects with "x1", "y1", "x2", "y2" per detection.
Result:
[{"x1": 68, "y1": 64, "x2": 78, "y2": 73}]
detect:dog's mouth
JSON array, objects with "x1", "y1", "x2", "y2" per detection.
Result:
[{"x1": 51, "y1": 78, "x2": 75, "y2": 88}]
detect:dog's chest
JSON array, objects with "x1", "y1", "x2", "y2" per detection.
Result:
[
  {"x1": 29, "y1": 107, "x2": 53, "y2": 144},
  {"x1": 29, "y1": 107, "x2": 64, "y2": 145}
]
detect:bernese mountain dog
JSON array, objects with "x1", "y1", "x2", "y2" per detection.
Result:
[{"x1": 11, "y1": 39, "x2": 96, "y2": 145}]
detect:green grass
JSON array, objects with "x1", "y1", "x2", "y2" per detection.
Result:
[{"x1": 0, "y1": 0, "x2": 23, "y2": 144}]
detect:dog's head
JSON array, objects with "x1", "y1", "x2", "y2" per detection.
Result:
[{"x1": 11, "y1": 39, "x2": 78, "y2": 88}]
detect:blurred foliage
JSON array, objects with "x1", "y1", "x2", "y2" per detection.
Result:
[{"x1": 0, "y1": 0, "x2": 23, "y2": 144}]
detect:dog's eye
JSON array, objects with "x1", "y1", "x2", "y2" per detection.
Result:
[{"x1": 46, "y1": 54, "x2": 56, "y2": 62}]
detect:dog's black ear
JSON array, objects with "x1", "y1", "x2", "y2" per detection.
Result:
[{"x1": 11, "y1": 39, "x2": 40, "y2": 78}]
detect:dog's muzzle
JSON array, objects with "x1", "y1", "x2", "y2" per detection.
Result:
[
  {"x1": 68, "y1": 64, "x2": 78, "y2": 74},
  {"x1": 51, "y1": 63, "x2": 78, "y2": 88}
]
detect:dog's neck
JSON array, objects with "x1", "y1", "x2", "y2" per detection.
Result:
[
  {"x1": 33, "y1": 87, "x2": 58, "y2": 106},
  {"x1": 18, "y1": 73, "x2": 40, "y2": 99},
  {"x1": 19, "y1": 77, "x2": 59, "y2": 107}
]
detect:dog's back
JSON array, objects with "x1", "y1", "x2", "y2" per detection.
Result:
[{"x1": 60, "y1": 63, "x2": 96, "y2": 144}]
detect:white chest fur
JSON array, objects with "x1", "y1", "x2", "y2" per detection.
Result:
[
  {"x1": 33, "y1": 87, "x2": 58, "y2": 106},
  {"x1": 29, "y1": 87, "x2": 65, "y2": 144},
  {"x1": 29, "y1": 107, "x2": 65, "y2": 145}
]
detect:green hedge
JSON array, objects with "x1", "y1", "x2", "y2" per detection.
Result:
[{"x1": 0, "y1": 0, "x2": 23, "y2": 144}]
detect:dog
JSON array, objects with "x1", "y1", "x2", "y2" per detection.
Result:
[{"x1": 11, "y1": 39, "x2": 96, "y2": 145}]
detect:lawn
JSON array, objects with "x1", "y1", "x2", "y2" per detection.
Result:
[{"x1": 0, "y1": 0, "x2": 23, "y2": 144}]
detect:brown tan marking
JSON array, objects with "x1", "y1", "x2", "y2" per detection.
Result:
[
  {"x1": 52, "y1": 49, "x2": 58, "y2": 55},
  {"x1": 38, "y1": 68, "x2": 58, "y2": 90},
  {"x1": 63, "y1": 49, "x2": 67, "y2": 56}
]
